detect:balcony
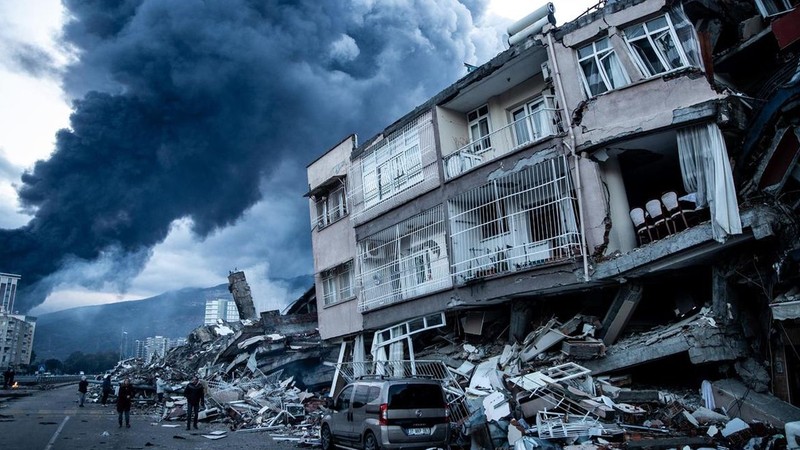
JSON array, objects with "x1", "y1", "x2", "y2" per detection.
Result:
[
  {"x1": 444, "y1": 107, "x2": 557, "y2": 180},
  {"x1": 449, "y1": 155, "x2": 582, "y2": 283}
]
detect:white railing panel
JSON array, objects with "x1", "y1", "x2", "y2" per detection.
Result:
[{"x1": 444, "y1": 108, "x2": 557, "y2": 180}]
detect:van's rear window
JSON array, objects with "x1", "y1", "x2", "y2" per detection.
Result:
[{"x1": 387, "y1": 384, "x2": 444, "y2": 409}]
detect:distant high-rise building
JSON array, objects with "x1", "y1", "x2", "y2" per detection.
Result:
[
  {"x1": 0, "y1": 273, "x2": 21, "y2": 314},
  {"x1": 0, "y1": 313, "x2": 36, "y2": 369},
  {"x1": 204, "y1": 298, "x2": 240, "y2": 325},
  {"x1": 134, "y1": 340, "x2": 146, "y2": 359},
  {"x1": 143, "y1": 335, "x2": 187, "y2": 363}
]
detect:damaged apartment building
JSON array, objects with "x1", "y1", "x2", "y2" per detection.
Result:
[{"x1": 305, "y1": 0, "x2": 800, "y2": 420}]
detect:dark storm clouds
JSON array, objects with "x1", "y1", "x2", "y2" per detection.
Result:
[{"x1": 1, "y1": 0, "x2": 505, "y2": 312}]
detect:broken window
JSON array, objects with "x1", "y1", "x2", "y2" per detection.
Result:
[
  {"x1": 357, "y1": 206, "x2": 451, "y2": 312},
  {"x1": 511, "y1": 96, "x2": 556, "y2": 146},
  {"x1": 623, "y1": 14, "x2": 694, "y2": 77},
  {"x1": 577, "y1": 36, "x2": 630, "y2": 97},
  {"x1": 449, "y1": 155, "x2": 581, "y2": 282},
  {"x1": 361, "y1": 117, "x2": 425, "y2": 209},
  {"x1": 320, "y1": 261, "x2": 354, "y2": 306},
  {"x1": 755, "y1": 0, "x2": 797, "y2": 17}
]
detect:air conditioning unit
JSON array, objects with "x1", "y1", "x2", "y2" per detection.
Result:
[{"x1": 364, "y1": 241, "x2": 385, "y2": 260}]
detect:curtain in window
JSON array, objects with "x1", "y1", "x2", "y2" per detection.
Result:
[
  {"x1": 602, "y1": 51, "x2": 628, "y2": 89},
  {"x1": 677, "y1": 123, "x2": 742, "y2": 242},
  {"x1": 353, "y1": 335, "x2": 366, "y2": 378},
  {"x1": 531, "y1": 101, "x2": 553, "y2": 138}
]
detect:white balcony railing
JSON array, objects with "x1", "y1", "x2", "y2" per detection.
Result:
[
  {"x1": 444, "y1": 107, "x2": 557, "y2": 180},
  {"x1": 448, "y1": 155, "x2": 582, "y2": 283}
]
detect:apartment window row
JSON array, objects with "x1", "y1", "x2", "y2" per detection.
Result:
[
  {"x1": 577, "y1": 12, "x2": 699, "y2": 97},
  {"x1": 357, "y1": 206, "x2": 451, "y2": 312},
  {"x1": 314, "y1": 184, "x2": 348, "y2": 230},
  {"x1": 321, "y1": 261, "x2": 354, "y2": 306}
]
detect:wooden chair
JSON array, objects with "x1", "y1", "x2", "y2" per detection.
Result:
[
  {"x1": 645, "y1": 199, "x2": 672, "y2": 238},
  {"x1": 629, "y1": 207, "x2": 653, "y2": 245},
  {"x1": 660, "y1": 191, "x2": 691, "y2": 231}
]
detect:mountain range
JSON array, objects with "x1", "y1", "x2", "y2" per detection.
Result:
[{"x1": 32, "y1": 275, "x2": 313, "y2": 361}]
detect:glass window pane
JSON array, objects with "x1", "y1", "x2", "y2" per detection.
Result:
[
  {"x1": 631, "y1": 40, "x2": 665, "y2": 75},
  {"x1": 654, "y1": 30, "x2": 682, "y2": 69},
  {"x1": 646, "y1": 16, "x2": 668, "y2": 31},
  {"x1": 577, "y1": 43, "x2": 594, "y2": 60},
  {"x1": 580, "y1": 59, "x2": 606, "y2": 95},
  {"x1": 625, "y1": 23, "x2": 645, "y2": 39}
]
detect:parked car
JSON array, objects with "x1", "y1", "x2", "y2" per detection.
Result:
[{"x1": 320, "y1": 375, "x2": 450, "y2": 450}]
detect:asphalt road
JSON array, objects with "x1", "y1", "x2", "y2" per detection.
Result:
[{"x1": 0, "y1": 384, "x2": 313, "y2": 449}]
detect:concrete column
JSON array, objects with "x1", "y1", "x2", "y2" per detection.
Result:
[
  {"x1": 227, "y1": 271, "x2": 257, "y2": 320},
  {"x1": 711, "y1": 264, "x2": 737, "y2": 326},
  {"x1": 600, "y1": 281, "x2": 643, "y2": 345}
]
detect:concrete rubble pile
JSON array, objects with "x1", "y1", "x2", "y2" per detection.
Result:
[
  {"x1": 89, "y1": 308, "x2": 334, "y2": 444},
  {"x1": 407, "y1": 309, "x2": 800, "y2": 450}
]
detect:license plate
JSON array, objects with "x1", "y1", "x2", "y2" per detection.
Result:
[{"x1": 406, "y1": 427, "x2": 429, "y2": 436}]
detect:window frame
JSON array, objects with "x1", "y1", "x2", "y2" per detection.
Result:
[
  {"x1": 467, "y1": 105, "x2": 492, "y2": 154},
  {"x1": 577, "y1": 36, "x2": 630, "y2": 97},
  {"x1": 623, "y1": 13, "x2": 690, "y2": 78},
  {"x1": 320, "y1": 260, "x2": 355, "y2": 306},
  {"x1": 755, "y1": 0, "x2": 796, "y2": 17},
  {"x1": 314, "y1": 183, "x2": 348, "y2": 230},
  {"x1": 510, "y1": 95, "x2": 556, "y2": 146}
]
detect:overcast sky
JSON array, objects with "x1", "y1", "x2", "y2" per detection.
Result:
[{"x1": 0, "y1": 0, "x2": 595, "y2": 315}]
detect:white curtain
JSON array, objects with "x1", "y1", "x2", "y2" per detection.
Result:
[
  {"x1": 389, "y1": 341, "x2": 404, "y2": 376},
  {"x1": 677, "y1": 122, "x2": 742, "y2": 242},
  {"x1": 604, "y1": 51, "x2": 629, "y2": 89},
  {"x1": 353, "y1": 335, "x2": 366, "y2": 378}
]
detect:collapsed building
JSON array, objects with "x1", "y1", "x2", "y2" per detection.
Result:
[
  {"x1": 90, "y1": 273, "x2": 336, "y2": 441},
  {"x1": 305, "y1": 0, "x2": 800, "y2": 447}
]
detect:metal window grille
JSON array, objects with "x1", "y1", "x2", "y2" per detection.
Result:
[
  {"x1": 349, "y1": 112, "x2": 439, "y2": 224},
  {"x1": 444, "y1": 99, "x2": 559, "y2": 180},
  {"x1": 356, "y1": 206, "x2": 451, "y2": 312},
  {"x1": 448, "y1": 155, "x2": 582, "y2": 283}
]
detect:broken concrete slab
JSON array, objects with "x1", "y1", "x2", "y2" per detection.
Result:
[
  {"x1": 712, "y1": 379, "x2": 800, "y2": 428},
  {"x1": 582, "y1": 311, "x2": 749, "y2": 375}
]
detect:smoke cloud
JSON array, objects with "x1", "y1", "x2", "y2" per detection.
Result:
[{"x1": 1, "y1": 0, "x2": 506, "y2": 312}]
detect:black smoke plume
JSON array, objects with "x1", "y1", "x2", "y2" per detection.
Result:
[{"x1": 1, "y1": 0, "x2": 503, "y2": 312}]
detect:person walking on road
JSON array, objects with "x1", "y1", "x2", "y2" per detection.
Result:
[
  {"x1": 184, "y1": 376, "x2": 205, "y2": 431},
  {"x1": 2, "y1": 367, "x2": 9, "y2": 389},
  {"x1": 101, "y1": 374, "x2": 112, "y2": 405},
  {"x1": 78, "y1": 376, "x2": 89, "y2": 407},
  {"x1": 156, "y1": 376, "x2": 166, "y2": 403},
  {"x1": 116, "y1": 378, "x2": 135, "y2": 428}
]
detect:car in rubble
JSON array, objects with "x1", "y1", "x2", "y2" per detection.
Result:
[{"x1": 320, "y1": 375, "x2": 450, "y2": 450}]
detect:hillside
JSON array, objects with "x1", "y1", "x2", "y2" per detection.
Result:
[{"x1": 32, "y1": 285, "x2": 230, "y2": 361}]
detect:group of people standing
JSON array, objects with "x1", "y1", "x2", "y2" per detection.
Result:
[{"x1": 79, "y1": 374, "x2": 205, "y2": 430}]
